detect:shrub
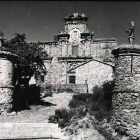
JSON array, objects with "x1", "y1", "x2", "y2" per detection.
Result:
[
  {"x1": 65, "y1": 88, "x2": 73, "y2": 93},
  {"x1": 92, "y1": 85, "x2": 104, "y2": 100},
  {"x1": 48, "y1": 108, "x2": 75, "y2": 128},
  {"x1": 69, "y1": 98, "x2": 86, "y2": 109},
  {"x1": 48, "y1": 115, "x2": 56, "y2": 123},
  {"x1": 103, "y1": 80, "x2": 115, "y2": 108},
  {"x1": 73, "y1": 93, "x2": 92, "y2": 102},
  {"x1": 49, "y1": 80, "x2": 115, "y2": 129},
  {"x1": 90, "y1": 80, "x2": 114, "y2": 121},
  {"x1": 95, "y1": 124, "x2": 121, "y2": 140},
  {"x1": 40, "y1": 84, "x2": 53, "y2": 97},
  {"x1": 55, "y1": 108, "x2": 69, "y2": 119},
  {"x1": 77, "y1": 106, "x2": 87, "y2": 117}
]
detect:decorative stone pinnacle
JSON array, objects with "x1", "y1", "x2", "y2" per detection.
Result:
[
  {"x1": 74, "y1": 13, "x2": 78, "y2": 17},
  {"x1": 82, "y1": 13, "x2": 85, "y2": 17}
]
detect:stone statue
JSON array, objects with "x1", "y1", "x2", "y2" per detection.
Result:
[
  {"x1": 91, "y1": 31, "x2": 94, "y2": 39},
  {"x1": 125, "y1": 21, "x2": 135, "y2": 45},
  {"x1": 0, "y1": 31, "x2": 4, "y2": 50}
]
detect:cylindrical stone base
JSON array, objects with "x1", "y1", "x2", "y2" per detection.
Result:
[
  {"x1": 111, "y1": 92, "x2": 140, "y2": 138},
  {"x1": 0, "y1": 51, "x2": 18, "y2": 114},
  {"x1": 112, "y1": 45, "x2": 140, "y2": 139},
  {"x1": 0, "y1": 88, "x2": 14, "y2": 114}
]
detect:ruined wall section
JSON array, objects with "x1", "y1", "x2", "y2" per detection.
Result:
[{"x1": 76, "y1": 60, "x2": 113, "y2": 93}]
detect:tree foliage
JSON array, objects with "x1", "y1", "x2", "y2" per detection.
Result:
[{"x1": 2, "y1": 33, "x2": 48, "y2": 85}]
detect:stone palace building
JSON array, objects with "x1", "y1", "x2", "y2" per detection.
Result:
[{"x1": 39, "y1": 13, "x2": 118, "y2": 93}]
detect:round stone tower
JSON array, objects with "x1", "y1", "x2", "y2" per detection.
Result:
[
  {"x1": 112, "y1": 44, "x2": 140, "y2": 139},
  {"x1": 0, "y1": 50, "x2": 18, "y2": 115}
]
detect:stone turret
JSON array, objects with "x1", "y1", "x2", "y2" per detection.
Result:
[
  {"x1": 112, "y1": 44, "x2": 140, "y2": 139},
  {"x1": 0, "y1": 40, "x2": 18, "y2": 115}
]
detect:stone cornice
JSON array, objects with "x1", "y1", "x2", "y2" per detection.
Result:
[
  {"x1": 0, "y1": 85, "x2": 14, "y2": 88},
  {"x1": 93, "y1": 38, "x2": 117, "y2": 43},
  {"x1": 112, "y1": 44, "x2": 140, "y2": 55},
  {"x1": 64, "y1": 17, "x2": 88, "y2": 21},
  {"x1": 0, "y1": 51, "x2": 19, "y2": 61},
  {"x1": 58, "y1": 33, "x2": 70, "y2": 37},
  {"x1": 38, "y1": 41, "x2": 58, "y2": 45},
  {"x1": 58, "y1": 56, "x2": 92, "y2": 60},
  {"x1": 65, "y1": 23, "x2": 87, "y2": 25}
]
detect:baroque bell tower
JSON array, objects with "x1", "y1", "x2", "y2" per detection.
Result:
[{"x1": 64, "y1": 13, "x2": 90, "y2": 44}]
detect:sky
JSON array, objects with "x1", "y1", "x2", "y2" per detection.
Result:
[{"x1": 0, "y1": 1, "x2": 140, "y2": 45}]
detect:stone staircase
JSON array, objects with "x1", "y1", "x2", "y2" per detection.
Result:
[{"x1": 0, "y1": 123, "x2": 69, "y2": 139}]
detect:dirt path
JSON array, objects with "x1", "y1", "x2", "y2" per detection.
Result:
[
  {"x1": 0, "y1": 92, "x2": 73, "y2": 139},
  {"x1": 0, "y1": 92, "x2": 73, "y2": 123}
]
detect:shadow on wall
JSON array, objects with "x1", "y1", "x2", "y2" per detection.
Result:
[{"x1": 12, "y1": 85, "x2": 41, "y2": 111}]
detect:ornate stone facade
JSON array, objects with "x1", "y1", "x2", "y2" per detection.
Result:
[
  {"x1": 40, "y1": 13, "x2": 118, "y2": 93},
  {"x1": 111, "y1": 45, "x2": 140, "y2": 139}
]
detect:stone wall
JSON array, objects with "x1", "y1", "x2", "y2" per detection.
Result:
[
  {"x1": 76, "y1": 60, "x2": 114, "y2": 93},
  {"x1": 65, "y1": 23, "x2": 87, "y2": 33},
  {"x1": 111, "y1": 45, "x2": 140, "y2": 139},
  {"x1": 45, "y1": 84, "x2": 88, "y2": 93},
  {"x1": 91, "y1": 40, "x2": 118, "y2": 60},
  {"x1": 42, "y1": 39, "x2": 117, "y2": 59},
  {"x1": 0, "y1": 51, "x2": 18, "y2": 114}
]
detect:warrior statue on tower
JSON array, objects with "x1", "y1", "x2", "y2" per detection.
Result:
[{"x1": 125, "y1": 21, "x2": 135, "y2": 45}]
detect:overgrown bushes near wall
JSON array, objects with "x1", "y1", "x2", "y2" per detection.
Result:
[{"x1": 48, "y1": 80, "x2": 114, "y2": 127}]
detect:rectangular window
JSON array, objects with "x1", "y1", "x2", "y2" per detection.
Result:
[
  {"x1": 69, "y1": 76, "x2": 75, "y2": 84},
  {"x1": 72, "y1": 46, "x2": 78, "y2": 56}
]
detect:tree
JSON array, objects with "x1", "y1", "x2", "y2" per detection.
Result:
[{"x1": 2, "y1": 33, "x2": 48, "y2": 85}]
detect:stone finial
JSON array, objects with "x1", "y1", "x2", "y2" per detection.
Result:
[
  {"x1": 125, "y1": 21, "x2": 135, "y2": 45},
  {"x1": 74, "y1": 13, "x2": 78, "y2": 17},
  {"x1": 82, "y1": 13, "x2": 86, "y2": 17}
]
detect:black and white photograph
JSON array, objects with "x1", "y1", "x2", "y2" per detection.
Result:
[{"x1": 0, "y1": 1, "x2": 140, "y2": 140}]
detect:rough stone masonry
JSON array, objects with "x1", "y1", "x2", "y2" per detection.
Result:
[
  {"x1": 111, "y1": 44, "x2": 140, "y2": 140},
  {"x1": 0, "y1": 51, "x2": 18, "y2": 115}
]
